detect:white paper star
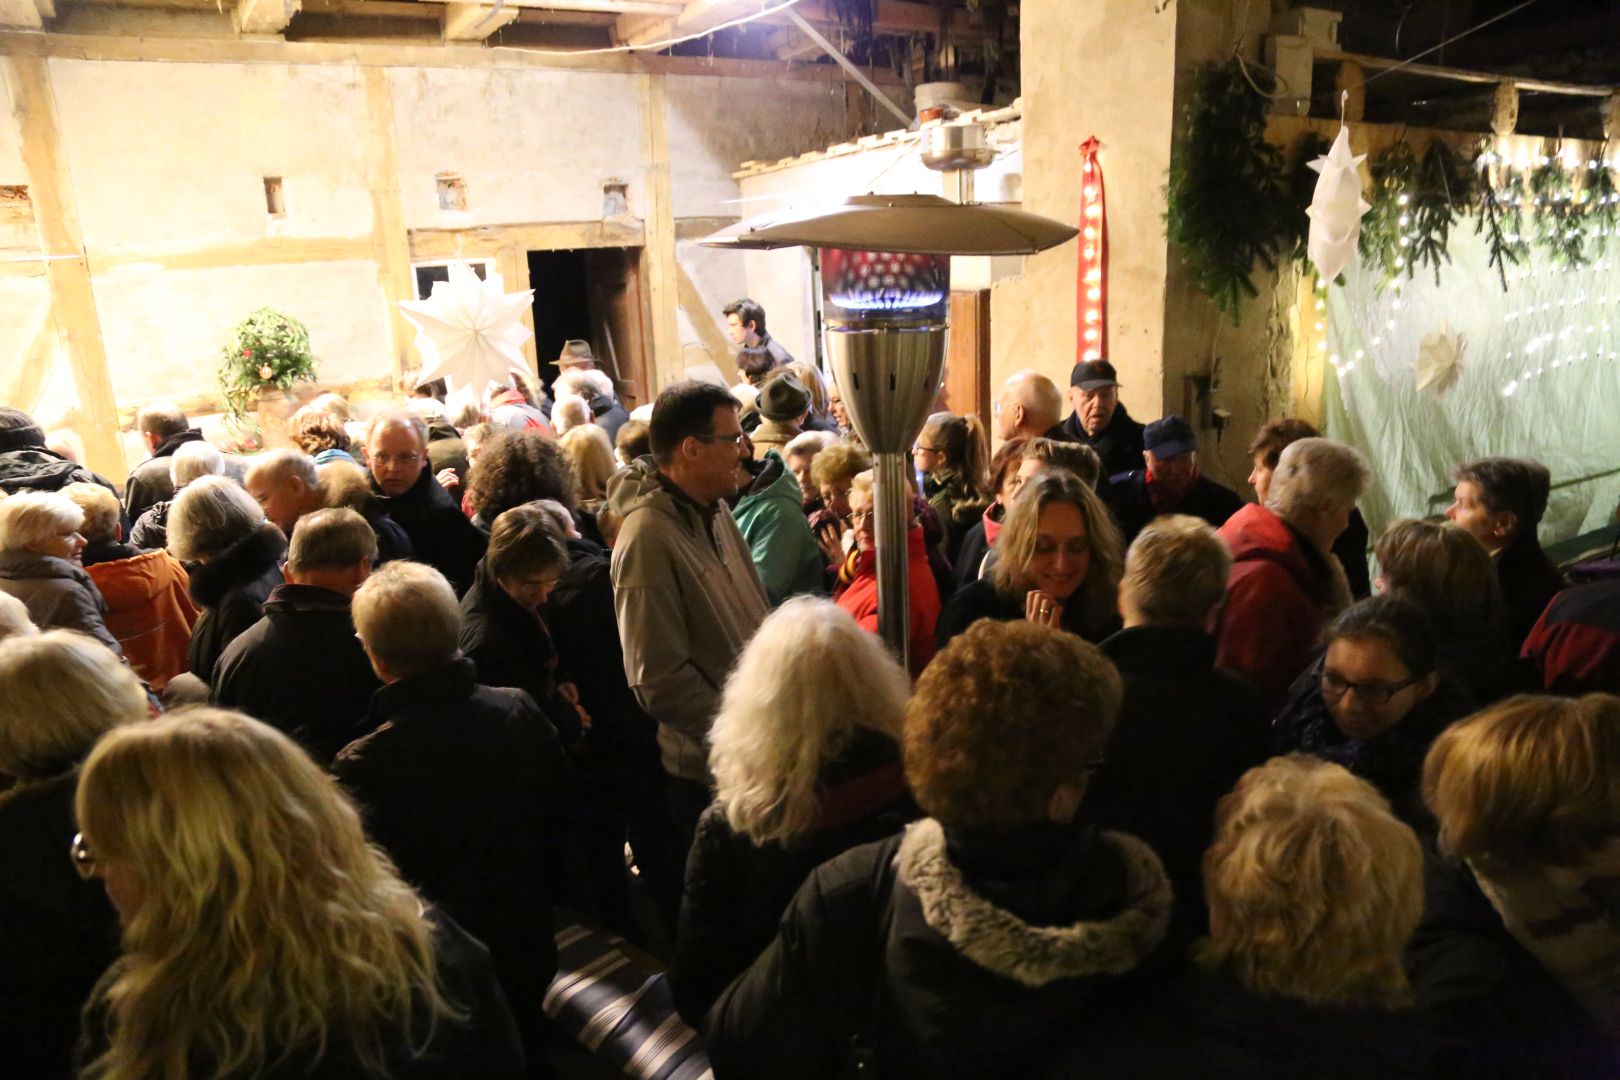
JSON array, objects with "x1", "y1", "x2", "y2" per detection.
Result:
[
  {"x1": 1414, "y1": 320, "x2": 1466, "y2": 398},
  {"x1": 1306, "y1": 125, "x2": 1371, "y2": 283},
  {"x1": 397, "y1": 262, "x2": 535, "y2": 400}
]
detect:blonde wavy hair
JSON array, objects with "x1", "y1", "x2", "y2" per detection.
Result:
[
  {"x1": 1424, "y1": 693, "x2": 1620, "y2": 872},
  {"x1": 76, "y1": 709, "x2": 459, "y2": 1080},
  {"x1": 990, "y1": 469, "x2": 1123, "y2": 633},
  {"x1": 1197, "y1": 755, "x2": 1423, "y2": 1010},
  {"x1": 708, "y1": 597, "x2": 909, "y2": 845},
  {"x1": 559, "y1": 423, "x2": 617, "y2": 504}
]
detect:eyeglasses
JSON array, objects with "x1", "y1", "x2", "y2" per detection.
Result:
[
  {"x1": 70, "y1": 832, "x2": 97, "y2": 880},
  {"x1": 694, "y1": 432, "x2": 746, "y2": 446},
  {"x1": 913, "y1": 444, "x2": 941, "y2": 454},
  {"x1": 371, "y1": 451, "x2": 422, "y2": 467},
  {"x1": 1320, "y1": 670, "x2": 1423, "y2": 707},
  {"x1": 849, "y1": 510, "x2": 874, "y2": 526}
]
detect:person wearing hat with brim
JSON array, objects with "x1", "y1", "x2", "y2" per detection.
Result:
[
  {"x1": 749, "y1": 372, "x2": 812, "y2": 463},
  {"x1": 1061, "y1": 360, "x2": 1146, "y2": 480},
  {"x1": 1108, "y1": 415, "x2": 1244, "y2": 544},
  {"x1": 556, "y1": 339, "x2": 597, "y2": 372}
]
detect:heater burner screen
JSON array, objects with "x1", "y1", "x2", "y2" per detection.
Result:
[{"x1": 822, "y1": 249, "x2": 948, "y2": 319}]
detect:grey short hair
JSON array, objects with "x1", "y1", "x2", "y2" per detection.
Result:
[
  {"x1": 287, "y1": 507, "x2": 377, "y2": 573},
  {"x1": 406, "y1": 397, "x2": 447, "y2": 422},
  {"x1": 246, "y1": 448, "x2": 319, "y2": 493},
  {"x1": 1002, "y1": 369, "x2": 1064, "y2": 427},
  {"x1": 783, "y1": 431, "x2": 836, "y2": 459},
  {"x1": 448, "y1": 397, "x2": 485, "y2": 430},
  {"x1": 168, "y1": 475, "x2": 266, "y2": 563},
  {"x1": 0, "y1": 629, "x2": 147, "y2": 777},
  {"x1": 1266, "y1": 438, "x2": 1370, "y2": 523},
  {"x1": 0, "y1": 491, "x2": 84, "y2": 552},
  {"x1": 136, "y1": 402, "x2": 188, "y2": 439},
  {"x1": 351, "y1": 561, "x2": 460, "y2": 678},
  {"x1": 554, "y1": 369, "x2": 614, "y2": 401},
  {"x1": 170, "y1": 440, "x2": 225, "y2": 488},
  {"x1": 532, "y1": 499, "x2": 577, "y2": 539}
]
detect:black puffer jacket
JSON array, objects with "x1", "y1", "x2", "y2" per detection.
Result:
[
  {"x1": 672, "y1": 728, "x2": 918, "y2": 1026},
  {"x1": 211, "y1": 583, "x2": 379, "y2": 764},
  {"x1": 370, "y1": 466, "x2": 486, "y2": 596},
  {"x1": 185, "y1": 524, "x2": 286, "y2": 683},
  {"x1": 706, "y1": 817, "x2": 1172, "y2": 1079},
  {"x1": 0, "y1": 770, "x2": 121, "y2": 1080}
]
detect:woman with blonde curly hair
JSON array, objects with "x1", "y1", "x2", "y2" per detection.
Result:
[
  {"x1": 0, "y1": 632, "x2": 146, "y2": 1080},
  {"x1": 73, "y1": 708, "x2": 524, "y2": 1078},
  {"x1": 1067, "y1": 756, "x2": 1429, "y2": 1076},
  {"x1": 936, "y1": 468, "x2": 1123, "y2": 648},
  {"x1": 709, "y1": 619, "x2": 1171, "y2": 1077},
  {"x1": 671, "y1": 596, "x2": 916, "y2": 1029},
  {"x1": 1410, "y1": 694, "x2": 1620, "y2": 1069}
]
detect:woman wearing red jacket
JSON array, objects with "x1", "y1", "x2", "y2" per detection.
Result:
[{"x1": 834, "y1": 470, "x2": 939, "y2": 678}]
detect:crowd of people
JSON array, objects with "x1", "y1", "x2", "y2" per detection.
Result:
[{"x1": 2, "y1": 306, "x2": 1619, "y2": 1079}]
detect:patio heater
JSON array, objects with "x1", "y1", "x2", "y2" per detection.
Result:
[{"x1": 703, "y1": 123, "x2": 1076, "y2": 669}]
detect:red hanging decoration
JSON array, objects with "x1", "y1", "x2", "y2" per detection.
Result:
[{"x1": 1077, "y1": 136, "x2": 1107, "y2": 364}]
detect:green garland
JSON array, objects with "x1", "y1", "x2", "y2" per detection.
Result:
[
  {"x1": 218, "y1": 308, "x2": 319, "y2": 422},
  {"x1": 1163, "y1": 60, "x2": 1295, "y2": 324},
  {"x1": 1166, "y1": 60, "x2": 1620, "y2": 309}
]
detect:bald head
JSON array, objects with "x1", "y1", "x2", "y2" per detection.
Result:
[
  {"x1": 245, "y1": 449, "x2": 324, "y2": 536},
  {"x1": 997, "y1": 370, "x2": 1064, "y2": 441}
]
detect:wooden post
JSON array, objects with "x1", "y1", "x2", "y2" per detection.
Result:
[
  {"x1": 495, "y1": 243, "x2": 539, "y2": 378},
  {"x1": 639, "y1": 72, "x2": 680, "y2": 389},
  {"x1": 361, "y1": 65, "x2": 417, "y2": 395},
  {"x1": 5, "y1": 55, "x2": 127, "y2": 482}
]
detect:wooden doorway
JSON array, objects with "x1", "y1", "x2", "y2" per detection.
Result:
[
  {"x1": 527, "y1": 247, "x2": 649, "y2": 409},
  {"x1": 940, "y1": 290, "x2": 991, "y2": 427}
]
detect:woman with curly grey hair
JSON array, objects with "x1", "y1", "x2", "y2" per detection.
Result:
[{"x1": 670, "y1": 596, "x2": 917, "y2": 1028}]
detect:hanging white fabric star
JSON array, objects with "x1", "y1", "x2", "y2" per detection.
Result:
[
  {"x1": 397, "y1": 262, "x2": 534, "y2": 400},
  {"x1": 1306, "y1": 125, "x2": 1371, "y2": 283},
  {"x1": 1414, "y1": 320, "x2": 1466, "y2": 398}
]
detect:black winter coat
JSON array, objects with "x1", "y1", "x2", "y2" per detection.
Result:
[
  {"x1": 1060, "y1": 967, "x2": 1433, "y2": 1079},
  {"x1": 185, "y1": 523, "x2": 286, "y2": 683},
  {"x1": 706, "y1": 817, "x2": 1173, "y2": 1079},
  {"x1": 76, "y1": 909, "x2": 526, "y2": 1079},
  {"x1": 212, "y1": 583, "x2": 380, "y2": 764},
  {"x1": 1086, "y1": 625, "x2": 1269, "y2": 943},
  {"x1": 671, "y1": 728, "x2": 918, "y2": 1027},
  {"x1": 459, "y1": 560, "x2": 582, "y2": 743},
  {"x1": 370, "y1": 467, "x2": 486, "y2": 596},
  {"x1": 123, "y1": 429, "x2": 205, "y2": 522},
  {"x1": 1497, "y1": 530, "x2": 1567, "y2": 650},
  {"x1": 936, "y1": 576, "x2": 1120, "y2": 650},
  {"x1": 1107, "y1": 470, "x2": 1244, "y2": 544},
  {"x1": 0, "y1": 770, "x2": 121, "y2": 1080},
  {"x1": 543, "y1": 538, "x2": 657, "y2": 750},
  {"x1": 1407, "y1": 848, "x2": 1619, "y2": 1079},
  {"x1": 333, "y1": 659, "x2": 568, "y2": 1030}
]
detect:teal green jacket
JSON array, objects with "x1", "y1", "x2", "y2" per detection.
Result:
[{"x1": 733, "y1": 450, "x2": 825, "y2": 606}]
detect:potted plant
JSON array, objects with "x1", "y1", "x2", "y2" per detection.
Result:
[{"x1": 218, "y1": 308, "x2": 318, "y2": 445}]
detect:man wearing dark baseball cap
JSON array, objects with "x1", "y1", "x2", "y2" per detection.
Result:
[
  {"x1": 1107, "y1": 414, "x2": 1244, "y2": 543},
  {"x1": 1061, "y1": 360, "x2": 1146, "y2": 479}
]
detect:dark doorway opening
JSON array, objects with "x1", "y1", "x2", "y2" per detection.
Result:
[{"x1": 527, "y1": 247, "x2": 649, "y2": 409}]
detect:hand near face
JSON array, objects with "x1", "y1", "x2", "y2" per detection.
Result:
[
  {"x1": 436, "y1": 468, "x2": 460, "y2": 491},
  {"x1": 816, "y1": 520, "x2": 845, "y2": 564},
  {"x1": 1025, "y1": 589, "x2": 1065, "y2": 629}
]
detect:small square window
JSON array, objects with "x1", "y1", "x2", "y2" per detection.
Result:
[
  {"x1": 263, "y1": 176, "x2": 285, "y2": 216},
  {"x1": 436, "y1": 173, "x2": 468, "y2": 212}
]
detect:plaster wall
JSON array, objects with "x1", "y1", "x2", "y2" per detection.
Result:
[
  {"x1": 989, "y1": 0, "x2": 1180, "y2": 441},
  {"x1": 1, "y1": 52, "x2": 853, "y2": 467}
]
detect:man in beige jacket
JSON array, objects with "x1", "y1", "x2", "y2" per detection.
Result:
[{"x1": 609, "y1": 380, "x2": 769, "y2": 848}]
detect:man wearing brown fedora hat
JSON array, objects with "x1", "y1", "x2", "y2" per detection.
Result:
[{"x1": 556, "y1": 339, "x2": 597, "y2": 371}]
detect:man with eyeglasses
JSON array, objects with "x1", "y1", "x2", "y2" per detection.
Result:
[
  {"x1": 608, "y1": 381, "x2": 769, "y2": 849},
  {"x1": 365, "y1": 410, "x2": 487, "y2": 597}
]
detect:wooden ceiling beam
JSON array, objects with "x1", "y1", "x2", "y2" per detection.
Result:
[
  {"x1": 442, "y1": 0, "x2": 516, "y2": 39},
  {"x1": 0, "y1": 0, "x2": 47, "y2": 29},
  {"x1": 235, "y1": 0, "x2": 298, "y2": 33}
]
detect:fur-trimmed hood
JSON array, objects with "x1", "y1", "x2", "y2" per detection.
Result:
[
  {"x1": 898, "y1": 818, "x2": 1171, "y2": 988},
  {"x1": 187, "y1": 523, "x2": 286, "y2": 608}
]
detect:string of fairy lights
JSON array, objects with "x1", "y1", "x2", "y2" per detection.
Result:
[{"x1": 1313, "y1": 139, "x2": 1620, "y2": 400}]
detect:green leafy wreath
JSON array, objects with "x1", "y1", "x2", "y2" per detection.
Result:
[{"x1": 218, "y1": 308, "x2": 319, "y2": 423}]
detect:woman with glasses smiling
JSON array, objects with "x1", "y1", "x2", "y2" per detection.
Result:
[{"x1": 1273, "y1": 595, "x2": 1470, "y2": 826}]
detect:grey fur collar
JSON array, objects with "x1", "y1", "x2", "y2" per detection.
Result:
[{"x1": 898, "y1": 818, "x2": 1171, "y2": 988}]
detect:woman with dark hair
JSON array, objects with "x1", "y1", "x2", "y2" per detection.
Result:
[
  {"x1": 936, "y1": 469, "x2": 1123, "y2": 648},
  {"x1": 913, "y1": 411, "x2": 990, "y2": 562},
  {"x1": 1273, "y1": 595, "x2": 1469, "y2": 825},
  {"x1": 952, "y1": 436, "x2": 1028, "y2": 592},
  {"x1": 1445, "y1": 457, "x2": 1566, "y2": 647},
  {"x1": 74, "y1": 709, "x2": 524, "y2": 1078},
  {"x1": 1376, "y1": 518, "x2": 1520, "y2": 703},
  {"x1": 706, "y1": 619, "x2": 1170, "y2": 1077},
  {"x1": 464, "y1": 429, "x2": 593, "y2": 542}
]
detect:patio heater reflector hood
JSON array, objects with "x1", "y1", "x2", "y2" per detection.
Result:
[{"x1": 700, "y1": 176, "x2": 1076, "y2": 669}]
